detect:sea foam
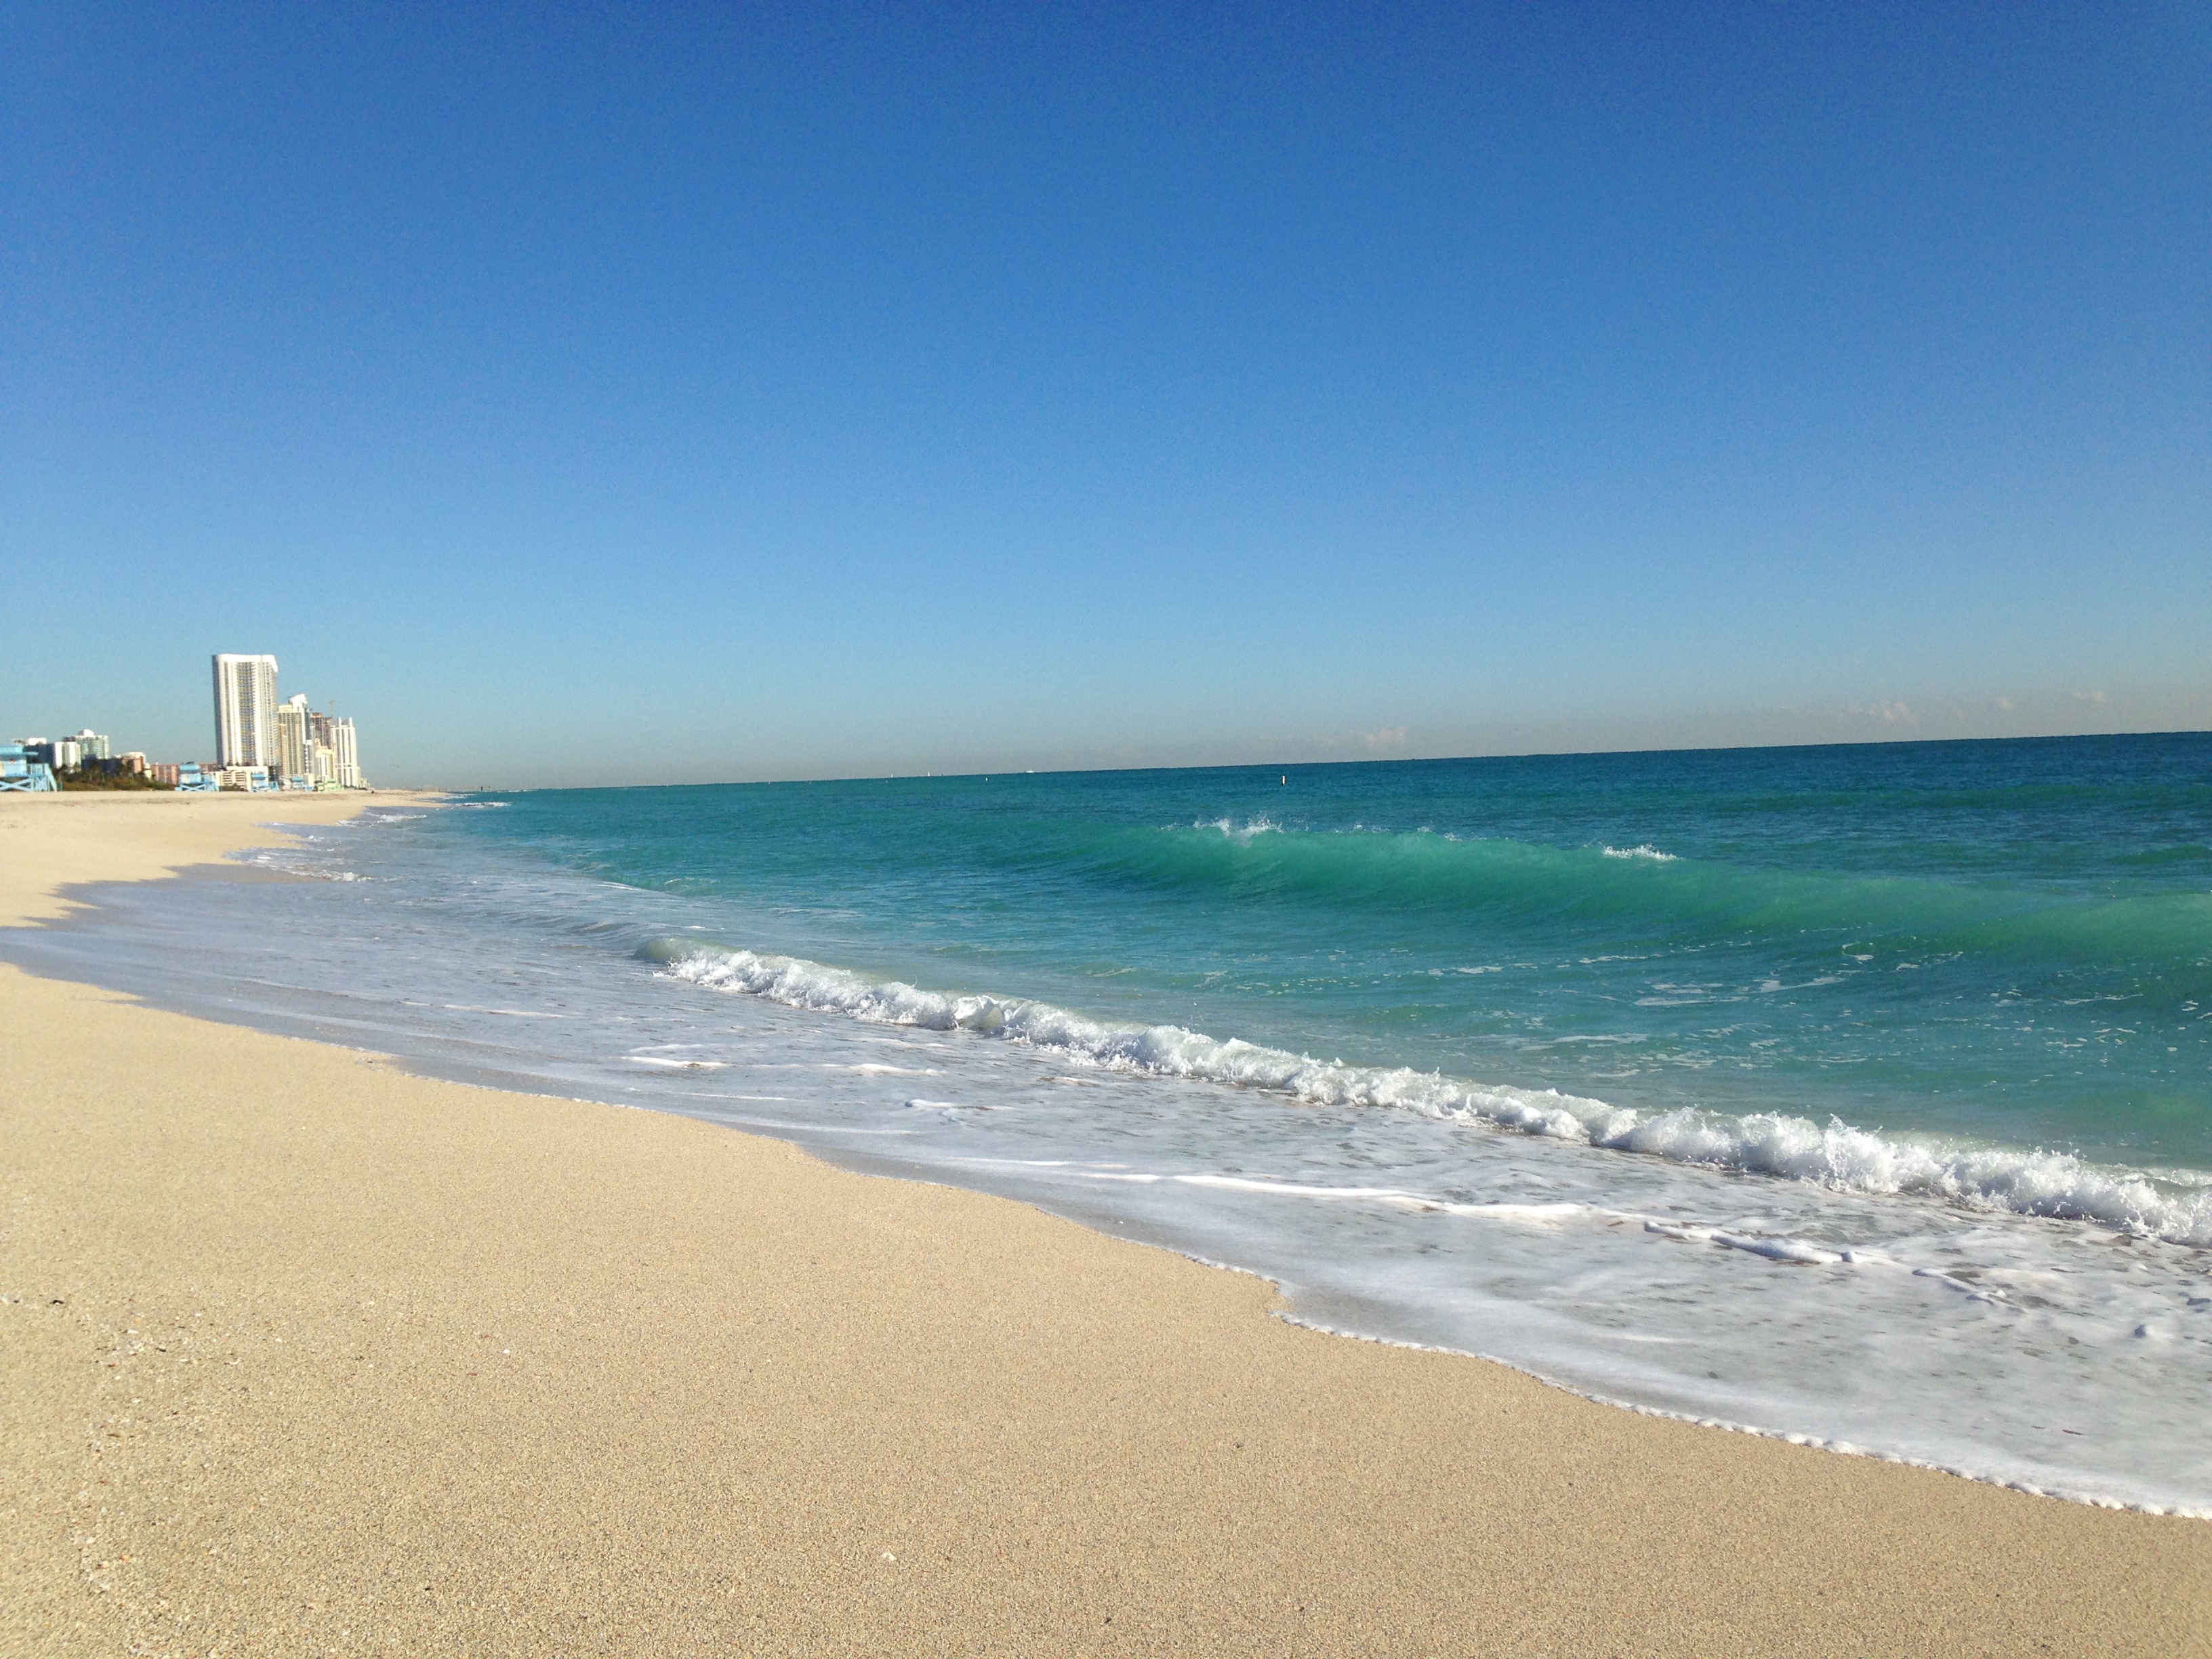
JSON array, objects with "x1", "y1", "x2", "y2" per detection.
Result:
[{"x1": 658, "y1": 943, "x2": 2212, "y2": 1246}]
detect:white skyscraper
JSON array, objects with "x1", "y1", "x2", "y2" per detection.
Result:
[
  {"x1": 306, "y1": 707, "x2": 365, "y2": 788},
  {"x1": 213, "y1": 654, "x2": 280, "y2": 768},
  {"x1": 276, "y1": 693, "x2": 314, "y2": 784},
  {"x1": 328, "y1": 716, "x2": 365, "y2": 788}
]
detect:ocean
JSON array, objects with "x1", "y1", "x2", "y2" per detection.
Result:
[{"x1": 9, "y1": 734, "x2": 2209, "y2": 1512}]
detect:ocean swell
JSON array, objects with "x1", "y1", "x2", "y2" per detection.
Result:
[
  {"x1": 654, "y1": 941, "x2": 2212, "y2": 1246},
  {"x1": 1080, "y1": 825, "x2": 2212, "y2": 995}
]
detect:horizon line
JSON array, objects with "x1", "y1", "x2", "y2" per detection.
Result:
[{"x1": 403, "y1": 724, "x2": 2212, "y2": 795}]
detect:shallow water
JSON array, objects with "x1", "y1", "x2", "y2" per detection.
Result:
[{"x1": 7, "y1": 736, "x2": 2209, "y2": 1511}]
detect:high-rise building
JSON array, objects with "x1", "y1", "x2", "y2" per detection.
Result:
[
  {"x1": 327, "y1": 716, "x2": 365, "y2": 788},
  {"x1": 213, "y1": 655, "x2": 280, "y2": 768},
  {"x1": 303, "y1": 707, "x2": 365, "y2": 787},
  {"x1": 275, "y1": 693, "x2": 314, "y2": 784}
]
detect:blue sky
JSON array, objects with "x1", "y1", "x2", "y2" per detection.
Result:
[{"x1": 4, "y1": 2, "x2": 2206, "y2": 786}]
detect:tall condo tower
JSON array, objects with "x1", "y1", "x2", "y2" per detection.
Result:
[
  {"x1": 327, "y1": 716, "x2": 364, "y2": 788},
  {"x1": 306, "y1": 709, "x2": 363, "y2": 787},
  {"x1": 275, "y1": 693, "x2": 314, "y2": 782},
  {"x1": 212, "y1": 654, "x2": 279, "y2": 768}
]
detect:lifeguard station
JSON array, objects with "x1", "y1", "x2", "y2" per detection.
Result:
[{"x1": 0, "y1": 742, "x2": 58, "y2": 792}]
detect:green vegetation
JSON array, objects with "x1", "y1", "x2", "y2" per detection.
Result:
[{"x1": 57, "y1": 767, "x2": 173, "y2": 792}]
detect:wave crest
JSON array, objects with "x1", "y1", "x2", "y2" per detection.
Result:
[
  {"x1": 654, "y1": 943, "x2": 2212, "y2": 1246},
  {"x1": 1193, "y1": 815, "x2": 1282, "y2": 842}
]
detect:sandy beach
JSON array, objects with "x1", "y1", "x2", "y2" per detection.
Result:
[{"x1": 1, "y1": 793, "x2": 2205, "y2": 1658}]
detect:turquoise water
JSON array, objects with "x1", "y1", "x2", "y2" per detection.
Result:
[
  {"x1": 472, "y1": 735, "x2": 2212, "y2": 1174},
  {"x1": 7, "y1": 733, "x2": 2211, "y2": 1512}
]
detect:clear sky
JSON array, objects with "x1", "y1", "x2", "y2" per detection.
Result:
[{"x1": 4, "y1": 3, "x2": 2206, "y2": 787}]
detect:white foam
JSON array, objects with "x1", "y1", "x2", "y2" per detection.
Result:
[
  {"x1": 1193, "y1": 815, "x2": 1282, "y2": 842},
  {"x1": 1646, "y1": 1219, "x2": 1843, "y2": 1265},
  {"x1": 1602, "y1": 844, "x2": 1678, "y2": 861},
  {"x1": 663, "y1": 944, "x2": 2212, "y2": 1247}
]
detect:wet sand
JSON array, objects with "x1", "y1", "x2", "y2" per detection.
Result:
[{"x1": 2, "y1": 791, "x2": 2205, "y2": 1656}]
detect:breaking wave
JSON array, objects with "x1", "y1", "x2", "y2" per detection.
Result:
[{"x1": 653, "y1": 941, "x2": 2212, "y2": 1246}]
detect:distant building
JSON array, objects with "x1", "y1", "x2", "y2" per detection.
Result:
[
  {"x1": 52, "y1": 739, "x2": 82, "y2": 771},
  {"x1": 325, "y1": 716, "x2": 365, "y2": 788},
  {"x1": 208, "y1": 657, "x2": 371, "y2": 788},
  {"x1": 275, "y1": 694, "x2": 314, "y2": 787},
  {"x1": 213, "y1": 654, "x2": 280, "y2": 769},
  {"x1": 150, "y1": 762, "x2": 180, "y2": 787}
]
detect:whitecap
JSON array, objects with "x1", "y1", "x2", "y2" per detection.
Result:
[{"x1": 661, "y1": 943, "x2": 2212, "y2": 1248}]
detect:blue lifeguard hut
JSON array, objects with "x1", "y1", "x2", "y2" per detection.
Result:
[{"x1": 0, "y1": 743, "x2": 58, "y2": 792}]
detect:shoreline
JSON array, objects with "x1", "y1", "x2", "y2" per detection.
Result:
[{"x1": 3, "y1": 793, "x2": 2207, "y2": 1656}]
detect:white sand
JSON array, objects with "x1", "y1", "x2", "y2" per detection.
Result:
[{"x1": 3, "y1": 792, "x2": 2205, "y2": 1656}]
